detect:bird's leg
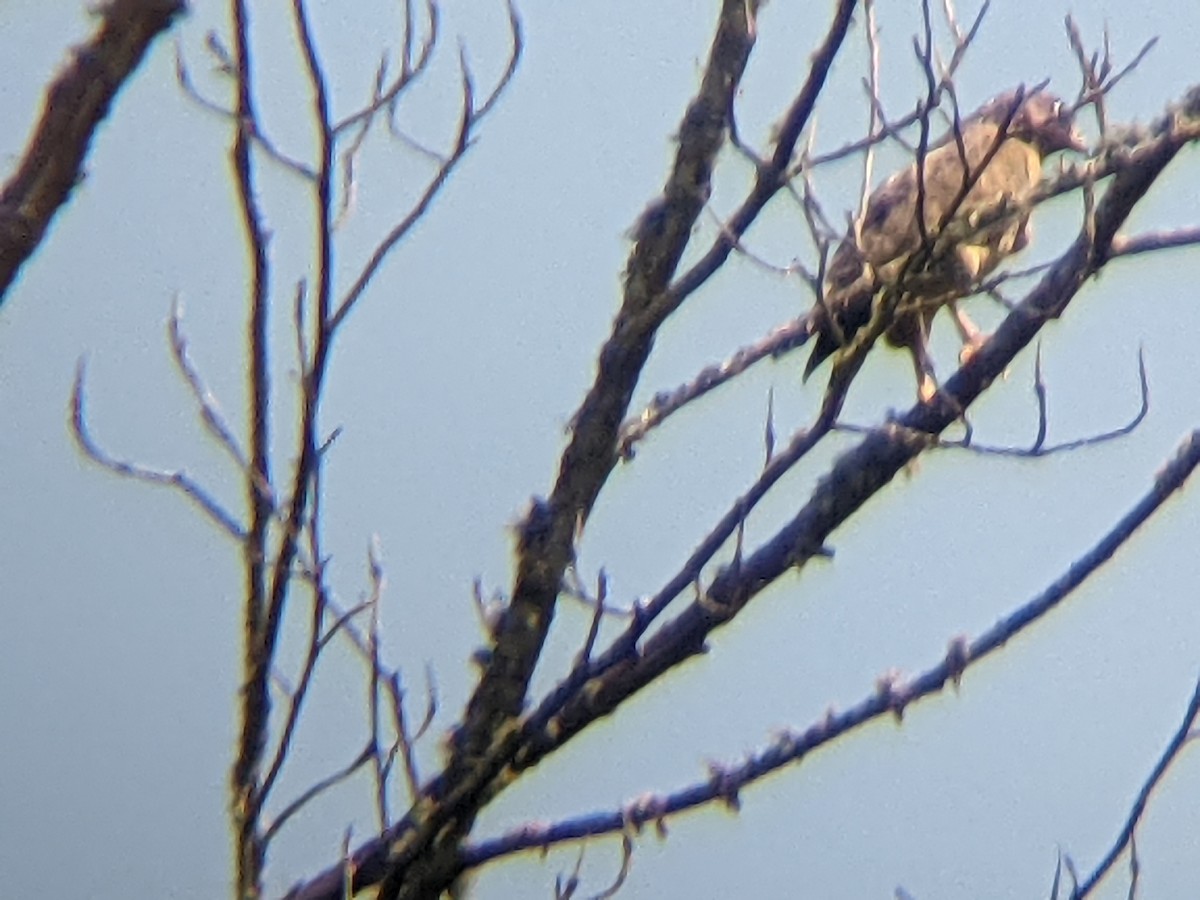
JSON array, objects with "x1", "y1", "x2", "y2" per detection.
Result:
[
  {"x1": 915, "y1": 368, "x2": 938, "y2": 404},
  {"x1": 949, "y1": 301, "x2": 987, "y2": 363},
  {"x1": 910, "y1": 327, "x2": 972, "y2": 426},
  {"x1": 909, "y1": 329, "x2": 939, "y2": 404},
  {"x1": 946, "y1": 241, "x2": 993, "y2": 366}
]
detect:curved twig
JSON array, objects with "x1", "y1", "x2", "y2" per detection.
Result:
[
  {"x1": 70, "y1": 361, "x2": 245, "y2": 540},
  {"x1": 1073, "y1": 677, "x2": 1200, "y2": 898}
]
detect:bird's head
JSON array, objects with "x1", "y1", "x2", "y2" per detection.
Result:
[{"x1": 977, "y1": 88, "x2": 1088, "y2": 156}]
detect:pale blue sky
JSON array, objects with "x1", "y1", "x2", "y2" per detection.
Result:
[{"x1": 2, "y1": 2, "x2": 1200, "y2": 898}]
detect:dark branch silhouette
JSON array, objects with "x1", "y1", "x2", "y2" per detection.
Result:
[{"x1": 0, "y1": 0, "x2": 185, "y2": 302}]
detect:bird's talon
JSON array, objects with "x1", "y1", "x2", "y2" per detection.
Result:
[
  {"x1": 957, "y1": 333, "x2": 987, "y2": 365},
  {"x1": 918, "y1": 375, "x2": 938, "y2": 403}
]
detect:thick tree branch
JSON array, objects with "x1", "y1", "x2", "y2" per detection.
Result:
[
  {"x1": 0, "y1": 0, "x2": 186, "y2": 302},
  {"x1": 368, "y1": 5, "x2": 769, "y2": 894},
  {"x1": 459, "y1": 423, "x2": 1200, "y2": 866}
]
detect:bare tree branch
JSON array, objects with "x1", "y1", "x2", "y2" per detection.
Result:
[
  {"x1": 1074, "y1": 677, "x2": 1200, "y2": 898},
  {"x1": 70, "y1": 361, "x2": 245, "y2": 540},
  {"x1": 175, "y1": 41, "x2": 318, "y2": 181},
  {"x1": 229, "y1": 0, "x2": 276, "y2": 892},
  {"x1": 279, "y1": 23, "x2": 1200, "y2": 900},
  {"x1": 50, "y1": 2, "x2": 1200, "y2": 897},
  {"x1": 943, "y1": 347, "x2": 1149, "y2": 457},
  {"x1": 263, "y1": 743, "x2": 375, "y2": 845},
  {"x1": 454, "y1": 428, "x2": 1200, "y2": 871},
  {"x1": 0, "y1": 0, "x2": 186, "y2": 302},
  {"x1": 504, "y1": 84, "x2": 1200, "y2": 799}
]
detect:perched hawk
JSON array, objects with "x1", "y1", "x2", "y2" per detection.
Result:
[{"x1": 803, "y1": 88, "x2": 1086, "y2": 401}]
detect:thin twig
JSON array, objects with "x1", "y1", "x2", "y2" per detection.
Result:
[
  {"x1": 330, "y1": 57, "x2": 475, "y2": 331},
  {"x1": 855, "y1": 0, "x2": 881, "y2": 244},
  {"x1": 174, "y1": 43, "x2": 317, "y2": 180},
  {"x1": 797, "y1": 0, "x2": 990, "y2": 172},
  {"x1": 946, "y1": 347, "x2": 1148, "y2": 457},
  {"x1": 167, "y1": 297, "x2": 252, "y2": 473},
  {"x1": 263, "y1": 743, "x2": 376, "y2": 843},
  {"x1": 70, "y1": 362, "x2": 245, "y2": 540},
  {"x1": 333, "y1": 58, "x2": 386, "y2": 231},
  {"x1": 1073, "y1": 677, "x2": 1200, "y2": 898},
  {"x1": 366, "y1": 539, "x2": 391, "y2": 828},
  {"x1": 257, "y1": 3, "x2": 337, "y2": 785},
  {"x1": 333, "y1": 0, "x2": 441, "y2": 134}
]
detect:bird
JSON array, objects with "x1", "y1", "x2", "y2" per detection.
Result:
[{"x1": 802, "y1": 87, "x2": 1086, "y2": 402}]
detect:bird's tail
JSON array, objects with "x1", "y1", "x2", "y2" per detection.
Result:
[{"x1": 801, "y1": 280, "x2": 877, "y2": 381}]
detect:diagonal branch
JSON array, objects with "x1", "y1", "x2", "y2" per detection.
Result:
[
  {"x1": 458, "y1": 427, "x2": 1200, "y2": 870},
  {"x1": 506, "y1": 84, "x2": 1200, "y2": 783},
  {"x1": 445, "y1": 0, "x2": 767, "y2": 808},
  {"x1": 0, "y1": 0, "x2": 186, "y2": 302},
  {"x1": 369, "y1": 2, "x2": 773, "y2": 894},
  {"x1": 1073, "y1": 675, "x2": 1200, "y2": 898}
]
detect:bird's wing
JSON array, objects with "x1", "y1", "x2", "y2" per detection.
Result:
[
  {"x1": 856, "y1": 166, "x2": 925, "y2": 280},
  {"x1": 948, "y1": 137, "x2": 1041, "y2": 281}
]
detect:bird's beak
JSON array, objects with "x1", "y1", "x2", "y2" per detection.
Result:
[{"x1": 1046, "y1": 121, "x2": 1088, "y2": 155}]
